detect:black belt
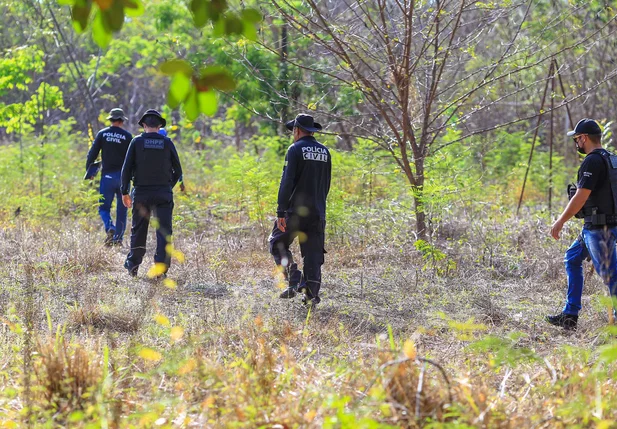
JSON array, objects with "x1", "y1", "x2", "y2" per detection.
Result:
[{"x1": 584, "y1": 214, "x2": 617, "y2": 225}]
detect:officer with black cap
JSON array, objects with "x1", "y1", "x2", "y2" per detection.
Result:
[
  {"x1": 547, "y1": 118, "x2": 617, "y2": 330},
  {"x1": 86, "y1": 108, "x2": 133, "y2": 246},
  {"x1": 269, "y1": 114, "x2": 332, "y2": 308},
  {"x1": 121, "y1": 109, "x2": 183, "y2": 277}
]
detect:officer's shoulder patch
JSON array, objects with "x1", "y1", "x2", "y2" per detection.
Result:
[{"x1": 144, "y1": 138, "x2": 165, "y2": 150}]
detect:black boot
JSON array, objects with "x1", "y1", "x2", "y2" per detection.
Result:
[
  {"x1": 546, "y1": 313, "x2": 578, "y2": 330},
  {"x1": 279, "y1": 264, "x2": 302, "y2": 299}
]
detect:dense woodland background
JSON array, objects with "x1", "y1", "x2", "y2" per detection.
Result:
[{"x1": 1, "y1": 0, "x2": 617, "y2": 427}]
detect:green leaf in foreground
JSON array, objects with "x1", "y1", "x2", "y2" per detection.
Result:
[
  {"x1": 160, "y1": 59, "x2": 193, "y2": 77},
  {"x1": 197, "y1": 66, "x2": 236, "y2": 91}
]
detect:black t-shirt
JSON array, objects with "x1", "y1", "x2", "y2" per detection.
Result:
[
  {"x1": 578, "y1": 148, "x2": 615, "y2": 227},
  {"x1": 86, "y1": 126, "x2": 133, "y2": 173},
  {"x1": 276, "y1": 136, "x2": 332, "y2": 220}
]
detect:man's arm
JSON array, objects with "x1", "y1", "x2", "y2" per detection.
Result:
[
  {"x1": 550, "y1": 188, "x2": 592, "y2": 239},
  {"x1": 170, "y1": 142, "x2": 183, "y2": 188},
  {"x1": 121, "y1": 140, "x2": 136, "y2": 195},
  {"x1": 276, "y1": 145, "x2": 298, "y2": 218},
  {"x1": 85, "y1": 132, "x2": 102, "y2": 172}
]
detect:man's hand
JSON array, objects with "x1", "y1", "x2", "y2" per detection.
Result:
[
  {"x1": 550, "y1": 219, "x2": 565, "y2": 240},
  {"x1": 180, "y1": 182, "x2": 186, "y2": 193},
  {"x1": 277, "y1": 217, "x2": 287, "y2": 232},
  {"x1": 122, "y1": 194, "x2": 132, "y2": 208}
]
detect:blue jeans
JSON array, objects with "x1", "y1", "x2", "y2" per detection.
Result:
[
  {"x1": 563, "y1": 226, "x2": 617, "y2": 316},
  {"x1": 98, "y1": 170, "x2": 127, "y2": 240}
]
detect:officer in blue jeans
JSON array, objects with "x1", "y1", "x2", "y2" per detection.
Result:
[
  {"x1": 86, "y1": 108, "x2": 133, "y2": 246},
  {"x1": 548, "y1": 118, "x2": 617, "y2": 330},
  {"x1": 121, "y1": 110, "x2": 182, "y2": 277}
]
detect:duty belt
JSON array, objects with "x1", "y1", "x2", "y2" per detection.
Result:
[{"x1": 584, "y1": 214, "x2": 617, "y2": 225}]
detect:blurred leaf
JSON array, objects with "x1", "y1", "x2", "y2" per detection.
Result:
[
  {"x1": 71, "y1": 0, "x2": 92, "y2": 33},
  {"x1": 169, "y1": 73, "x2": 191, "y2": 103},
  {"x1": 92, "y1": 11, "x2": 113, "y2": 48},
  {"x1": 198, "y1": 90, "x2": 217, "y2": 116},
  {"x1": 167, "y1": 87, "x2": 181, "y2": 109},
  {"x1": 190, "y1": 0, "x2": 208, "y2": 28},
  {"x1": 243, "y1": 21, "x2": 257, "y2": 41},
  {"x1": 58, "y1": 0, "x2": 75, "y2": 5},
  {"x1": 184, "y1": 88, "x2": 200, "y2": 121},
  {"x1": 139, "y1": 348, "x2": 162, "y2": 362},
  {"x1": 163, "y1": 278, "x2": 177, "y2": 289},
  {"x1": 171, "y1": 326, "x2": 184, "y2": 341},
  {"x1": 403, "y1": 340, "x2": 416, "y2": 359},
  {"x1": 122, "y1": 0, "x2": 144, "y2": 17},
  {"x1": 147, "y1": 263, "x2": 168, "y2": 278},
  {"x1": 225, "y1": 16, "x2": 244, "y2": 35},
  {"x1": 154, "y1": 314, "x2": 170, "y2": 327},
  {"x1": 101, "y1": 0, "x2": 125, "y2": 32},
  {"x1": 598, "y1": 343, "x2": 617, "y2": 364},
  {"x1": 241, "y1": 8, "x2": 262, "y2": 23},
  {"x1": 160, "y1": 59, "x2": 193, "y2": 77},
  {"x1": 94, "y1": 0, "x2": 113, "y2": 10},
  {"x1": 197, "y1": 66, "x2": 236, "y2": 91}
]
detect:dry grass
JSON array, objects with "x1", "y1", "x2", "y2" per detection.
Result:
[{"x1": 0, "y1": 215, "x2": 616, "y2": 427}]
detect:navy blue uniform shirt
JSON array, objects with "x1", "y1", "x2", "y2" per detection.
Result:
[
  {"x1": 121, "y1": 132, "x2": 182, "y2": 195},
  {"x1": 86, "y1": 126, "x2": 133, "y2": 173},
  {"x1": 277, "y1": 136, "x2": 332, "y2": 219}
]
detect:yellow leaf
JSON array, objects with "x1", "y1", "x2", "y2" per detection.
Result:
[
  {"x1": 171, "y1": 326, "x2": 184, "y2": 341},
  {"x1": 147, "y1": 263, "x2": 168, "y2": 278},
  {"x1": 403, "y1": 340, "x2": 416, "y2": 359},
  {"x1": 163, "y1": 278, "x2": 177, "y2": 289},
  {"x1": 173, "y1": 250, "x2": 185, "y2": 263},
  {"x1": 171, "y1": 125, "x2": 178, "y2": 131},
  {"x1": 304, "y1": 410, "x2": 316, "y2": 422},
  {"x1": 178, "y1": 358, "x2": 197, "y2": 375},
  {"x1": 154, "y1": 314, "x2": 170, "y2": 327},
  {"x1": 195, "y1": 135, "x2": 202, "y2": 143},
  {"x1": 139, "y1": 348, "x2": 162, "y2": 362}
]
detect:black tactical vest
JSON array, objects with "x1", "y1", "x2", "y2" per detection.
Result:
[{"x1": 132, "y1": 133, "x2": 173, "y2": 188}]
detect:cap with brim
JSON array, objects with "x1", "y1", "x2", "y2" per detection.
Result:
[
  {"x1": 138, "y1": 109, "x2": 167, "y2": 128},
  {"x1": 285, "y1": 113, "x2": 323, "y2": 132},
  {"x1": 567, "y1": 118, "x2": 602, "y2": 136},
  {"x1": 107, "y1": 108, "x2": 128, "y2": 122}
]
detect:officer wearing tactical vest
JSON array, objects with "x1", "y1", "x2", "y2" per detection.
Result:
[
  {"x1": 121, "y1": 109, "x2": 182, "y2": 277},
  {"x1": 86, "y1": 108, "x2": 133, "y2": 246},
  {"x1": 548, "y1": 118, "x2": 617, "y2": 330},
  {"x1": 270, "y1": 114, "x2": 332, "y2": 308}
]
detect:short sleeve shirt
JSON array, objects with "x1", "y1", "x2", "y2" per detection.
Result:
[{"x1": 577, "y1": 151, "x2": 607, "y2": 191}]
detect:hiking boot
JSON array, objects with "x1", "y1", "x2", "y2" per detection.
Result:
[
  {"x1": 279, "y1": 286, "x2": 298, "y2": 299},
  {"x1": 546, "y1": 313, "x2": 578, "y2": 330},
  {"x1": 124, "y1": 260, "x2": 138, "y2": 277},
  {"x1": 104, "y1": 229, "x2": 116, "y2": 247},
  {"x1": 302, "y1": 295, "x2": 321, "y2": 309}
]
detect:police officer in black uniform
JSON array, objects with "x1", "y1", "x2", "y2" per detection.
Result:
[
  {"x1": 86, "y1": 108, "x2": 133, "y2": 245},
  {"x1": 270, "y1": 114, "x2": 332, "y2": 307},
  {"x1": 121, "y1": 110, "x2": 183, "y2": 277},
  {"x1": 548, "y1": 118, "x2": 617, "y2": 329}
]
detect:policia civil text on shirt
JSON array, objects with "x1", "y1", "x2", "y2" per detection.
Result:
[
  {"x1": 269, "y1": 114, "x2": 332, "y2": 307},
  {"x1": 85, "y1": 108, "x2": 133, "y2": 246},
  {"x1": 547, "y1": 118, "x2": 617, "y2": 330},
  {"x1": 120, "y1": 109, "x2": 183, "y2": 277}
]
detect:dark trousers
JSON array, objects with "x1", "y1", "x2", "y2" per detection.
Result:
[
  {"x1": 98, "y1": 170, "x2": 127, "y2": 239},
  {"x1": 269, "y1": 214, "x2": 326, "y2": 298},
  {"x1": 126, "y1": 190, "x2": 174, "y2": 270}
]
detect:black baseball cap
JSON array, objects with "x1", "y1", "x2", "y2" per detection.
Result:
[
  {"x1": 567, "y1": 118, "x2": 602, "y2": 136},
  {"x1": 285, "y1": 114, "x2": 323, "y2": 132}
]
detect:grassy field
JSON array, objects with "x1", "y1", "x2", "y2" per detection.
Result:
[{"x1": 1, "y1": 207, "x2": 616, "y2": 428}]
